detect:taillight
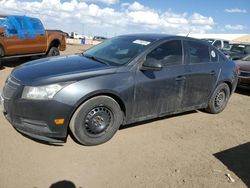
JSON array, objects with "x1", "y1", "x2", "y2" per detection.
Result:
[{"x1": 236, "y1": 64, "x2": 240, "y2": 75}]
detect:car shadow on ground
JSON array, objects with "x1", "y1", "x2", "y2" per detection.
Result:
[
  {"x1": 236, "y1": 88, "x2": 250, "y2": 96},
  {"x1": 214, "y1": 142, "x2": 250, "y2": 187},
  {"x1": 49, "y1": 180, "x2": 76, "y2": 188},
  {"x1": 120, "y1": 110, "x2": 198, "y2": 130},
  {"x1": 18, "y1": 131, "x2": 65, "y2": 147},
  {"x1": 0, "y1": 56, "x2": 45, "y2": 70},
  {"x1": 0, "y1": 58, "x2": 27, "y2": 69}
]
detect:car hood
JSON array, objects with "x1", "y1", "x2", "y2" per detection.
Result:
[
  {"x1": 12, "y1": 54, "x2": 117, "y2": 85},
  {"x1": 235, "y1": 60, "x2": 250, "y2": 72}
]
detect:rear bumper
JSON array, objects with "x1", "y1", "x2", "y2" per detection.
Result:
[{"x1": 237, "y1": 76, "x2": 250, "y2": 89}]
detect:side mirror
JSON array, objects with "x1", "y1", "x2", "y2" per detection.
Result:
[{"x1": 140, "y1": 58, "x2": 162, "y2": 71}]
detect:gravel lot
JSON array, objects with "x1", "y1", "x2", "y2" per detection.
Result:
[{"x1": 0, "y1": 45, "x2": 249, "y2": 188}]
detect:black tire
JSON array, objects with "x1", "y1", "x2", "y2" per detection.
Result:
[
  {"x1": 0, "y1": 47, "x2": 3, "y2": 57},
  {"x1": 47, "y1": 47, "x2": 60, "y2": 57},
  {"x1": 0, "y1": 47, "x2": 3, "y2": 68},
  {"x1": 69, "y1": 96, "x2": 124, "y2": 146},
  {"x1": 205, "y1": 83, "x2": 230, "y2": 114}
]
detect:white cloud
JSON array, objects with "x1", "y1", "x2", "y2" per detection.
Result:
[
  {"x1": 225, "y1": 24, "x2": 245, "y2": 31},
  {"x1": 225, "y1": 8, "x2": 247, "y2": 13},
  {"x1": 0, "y1": 0, "x2": 216, "y2": 36},
  {"x1": 80, "y1": 0, "x2": 119, "y2": 5},
  {"x1": 122, "y1": 1, "x2": 146, "y2": 11},
  {"x1": 189, "y1": 13, "x2": 214, "y2": 25}
]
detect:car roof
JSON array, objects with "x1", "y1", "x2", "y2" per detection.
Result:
[
  {"x1": 117, "y1": 33, "x2": 200, "y2": 43},
  {"x1": 231, "y1": 43, "x2": 250, "y2": 46},
  {"x1": 0, "y1": 14, "x2": 36, "y2": 20}
]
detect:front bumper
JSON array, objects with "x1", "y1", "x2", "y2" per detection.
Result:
[{"x1": 1, "y1": 78, "x2": 74, "y2": 143}]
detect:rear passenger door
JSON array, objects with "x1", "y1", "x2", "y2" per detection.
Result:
[{"x1": 182, "y1": 40, "x2": 220, "y2": 109}]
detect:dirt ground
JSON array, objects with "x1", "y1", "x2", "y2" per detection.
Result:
[{"x1": 0, "y1": 45, "x2": 249, "y2": 188}]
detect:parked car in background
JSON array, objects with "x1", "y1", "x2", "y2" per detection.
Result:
[
  {"x1": 92, "y1": 36, "x2": 107, "y2": 45},
  {"x1": 70, "y1": 32, "x2": 84, "y2": 39},
  {"x1": 0, "y1": 15, "x2": 66, "y2": 65},
  {"x1": 235, "y1": 54, "x2": 250, "y2": 88},
  {"x1": 224, "y1": 43, "x2": 250, "y2": 60},
  {"x1": 0, "y1": 34, "x2": 238, "y2": 145},
  {"x1": 93, "y1": 36, "x2": 107, "y2": 41},
  {"x1": 202, "y1": 38, "x2": 230, "y2": 51}
]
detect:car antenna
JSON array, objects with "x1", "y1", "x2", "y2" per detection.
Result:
[{"x1": 185, "y1": 31, "x2": 191, "y2": 38}]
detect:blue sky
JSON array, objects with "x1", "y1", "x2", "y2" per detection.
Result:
[{"x1": 0, "y1": 0, "x2": 249, "y2": 36}]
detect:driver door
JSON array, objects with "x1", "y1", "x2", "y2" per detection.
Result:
[{"x1": 133, "y1": 40, "x2": 188, "y2": 119}]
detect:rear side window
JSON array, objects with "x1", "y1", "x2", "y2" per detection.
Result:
[
  {"x1": 186, "y1": 41, "x2": 210, "y2": 64},
  {"x1": 30, "y1": 18, "x2": 45, "y2": 35},
  {"x1": 147, "y1": 40, "x2": 183, "y2": 66}
]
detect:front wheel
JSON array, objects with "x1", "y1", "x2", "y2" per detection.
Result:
[
  {"x1": 69, "y1": 96, "x2": 124, "y2": 146},
  {"x1": 205, "y1": 83, "x2": 230, "y2": 114},
  {"x1": 47, "y1": 47, "x2": 60, "y2": 57}
]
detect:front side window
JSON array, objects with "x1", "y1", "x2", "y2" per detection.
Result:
[
  {"x1": 146, "y1": 40, "x2": 183, "y2": 66},
  {"x1": 186, "y1": 41, "x2": 210, "y2": 64}
]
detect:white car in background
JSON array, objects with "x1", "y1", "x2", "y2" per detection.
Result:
[
  {"x1": 71, "y1": 32, "x2": 84, "y2": 39},
  {"x1": 202, "y1": 38, "x2": 231, "y2": 50}
]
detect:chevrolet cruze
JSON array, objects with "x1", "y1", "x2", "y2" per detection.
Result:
[{"x1": 0, "y1": 34, "x2": 238, "y2": 145}]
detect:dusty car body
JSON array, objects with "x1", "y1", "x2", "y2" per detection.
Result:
[
  {"x1": 0, "y1": 15, "x2": 66, "y2": 60},
  {"x1": 235, "y1": 55, "x2": 250, "y2": 88},
  {"x1": 0, "y1": 34, "x2": 238, "y2": 145}
]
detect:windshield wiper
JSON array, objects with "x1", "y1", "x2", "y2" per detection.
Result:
[{"x1": 82, "y1": 53, "x2": 109, "y2": 65}]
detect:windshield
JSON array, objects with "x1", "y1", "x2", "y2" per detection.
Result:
[
  {"x1": 242, "y1": 55, "x2": 250, "y2": 61},
  {"x1": 223, "y1": 41, "x2": 230, "y2": 49},
  {"x1": 84, "y1": 36, "x2": 154, "y2": 66},
  {"x1": 231, "y1": 44, "x2": 245, "y2": 52}
]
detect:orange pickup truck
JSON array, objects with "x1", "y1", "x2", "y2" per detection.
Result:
[{"x1": 0, "y1": 15, "x2": 66, "y2": 62}]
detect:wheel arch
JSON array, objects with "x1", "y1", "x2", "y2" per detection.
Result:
[
  {"x1": 49, "y1": 39, "x2": 61, "y2": 49},
  {"x1": 217, "y1": 80, "x2": 233, "y2": 94},
  {"x1": 68, "y1": 91, "x2": 127, "y2": 128}
]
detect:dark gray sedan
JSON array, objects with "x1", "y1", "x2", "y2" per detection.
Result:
[{"x1": 0, "y1": 34, "x2": 238, "y2": 145}]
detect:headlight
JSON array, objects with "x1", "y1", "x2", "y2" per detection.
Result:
[{"x1": 22, "y1": 83, "x2": 69, "y2": 100}]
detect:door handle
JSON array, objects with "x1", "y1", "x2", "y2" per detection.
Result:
[
  {"x1": 176, "y1": 75, "x2": 186, "y2": 81},
  {"x1": 210, "y1": 70, "x2": 216, "y2": 75}
]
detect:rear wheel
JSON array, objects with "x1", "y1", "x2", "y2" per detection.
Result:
[
  {"x1": 205, "y1": 83, "x2": 230, "y2": 114},
  {"x1": 70, "y1": 96, "x2": 123, "y2": 146},
  {"x1": 47, "y1": 47, "x2": 60, "y2": 57}
]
